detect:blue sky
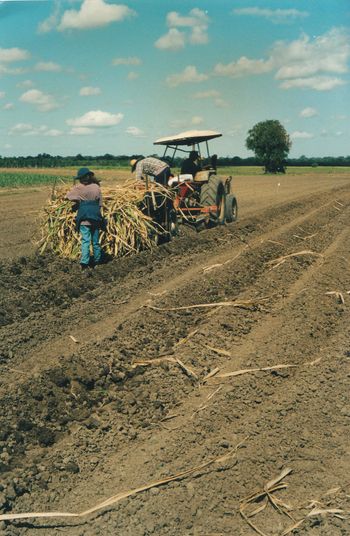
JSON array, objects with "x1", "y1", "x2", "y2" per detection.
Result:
[{"x1": 0, "y1": 0, "x2": 349, "y2": 158}]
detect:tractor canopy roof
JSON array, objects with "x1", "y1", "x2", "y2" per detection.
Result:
[{"x1": 154, "y1": 130, "x2": 222, "y2": 147}]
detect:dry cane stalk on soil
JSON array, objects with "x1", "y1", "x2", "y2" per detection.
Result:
[
  {"x1": 240, "y1": 467, "x2": 349, "y2": 536},
  {"x1": 281, "y1": 483, "x2": 350, "y2": 534},
  {"x1": 191, "y1": 385, "x2": 222, "y2": 419},
  {"x1": 133, "y1": 353, "x2": 322, "y2": 387},
  {"x1": 240, "y1": 468, "x2": 294, "y2": 536},
  {"x1": 203, "y1": 356, "x2": 322, "y2": 384},
  {"x1": 131, "y1": 356, "x2": 198, "y2": 380},
  {"x1": 0, "y1": 366, "x2": 28, "y2": 376},
  {"x1": 175, "y1": 329, "x2": 199, "y2": 347},
  {"x1": 325, "y1": 291, "x2": 345, "y2": 304},
  {"x1": 144, "y1": 298, "x2": 268, "y2": 313},
  {"x1": 292, "y1": 233, "x2": 318, "y2": 241},
  {"x1": 281, "y1": 508, "x2": 348, "y2": 536},
  {"x1": 0, "y1": 440, "x2": 246, "y2": 524},
  {"x1": 203, "y1": 364, "x2": 297, "y2": 384},
  {"x1": 201, "y1": 247, "x2": 250, "y2": 272},
  {"x1": 203, "y1": 344, "x2": 232, "y2": 357},
  {"x1": 268, "y1": 250, "x2": 323, "y2": 270}
]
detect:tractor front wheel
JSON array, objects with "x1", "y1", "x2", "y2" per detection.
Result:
[{"x1": 225, "y1": 194, "x2": 238, "y2": 223}]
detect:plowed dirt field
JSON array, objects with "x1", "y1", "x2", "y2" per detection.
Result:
[{"x1": 1, "y1": 172, "x2": 350, "y2": 536}]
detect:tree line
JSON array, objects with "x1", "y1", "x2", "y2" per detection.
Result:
[
  {"x1": 0, "y1": 121, "x2": 348, "y2": 172},
  {"x1": 1, "y1": 153, "x2": 349, "y2": 169}
]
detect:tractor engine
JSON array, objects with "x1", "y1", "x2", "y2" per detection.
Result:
[{"x1": 176, "y1": 181, "x2": 200, "y2": 209}]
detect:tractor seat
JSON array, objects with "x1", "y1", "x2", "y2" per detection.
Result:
[{"x1": 193, "y1": 170, "x2": 211, "y2": 182}]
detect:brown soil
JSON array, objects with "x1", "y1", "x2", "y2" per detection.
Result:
[{"x1": 1, "y1": 172, "x2": 350, "y2": 536}]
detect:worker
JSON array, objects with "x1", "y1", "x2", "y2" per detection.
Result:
[
  {"x1": 181, "y1": 150, "x2": 201, "y2": 177},
  {"x1": 130, "y1": 156, "x2": 171, "y2": 186},
  {"x1": 66, "y1": 167, "x2": 104, "y2": 270},
  {"x1": 210, "y1": 154, "x2": 218, "y2": 171}
]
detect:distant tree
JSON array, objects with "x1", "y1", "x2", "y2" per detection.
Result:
[{"x1": 246, "y1": 120, "x2": 291, "y2": 173}]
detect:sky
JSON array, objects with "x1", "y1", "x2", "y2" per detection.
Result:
[{"x1": 0, "y1": 0, "x2": 349, "y2": 158}]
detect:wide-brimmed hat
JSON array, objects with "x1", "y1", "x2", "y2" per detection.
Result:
[
  {"x1": 75, "y1": 167, "x2": 94, "y2": 179},
  {"x1": 130, "y1": 159, "x2": 138, "y2": 166},
  {"x1": 130, "y1": 158, "x2": 138, "y2": 171}
]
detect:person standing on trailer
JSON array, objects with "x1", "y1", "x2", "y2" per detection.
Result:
[
  {"x1": 130, "y1": 156, "x2": 171, "y2": 186},
  {"x1": 66, "y1": 167, "x2": 104, "y2": 270}
]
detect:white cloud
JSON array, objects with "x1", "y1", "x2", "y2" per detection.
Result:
[
  {"x1": 190, "y1": 26, "x2": 209, "y2": 45},
  {"x1": 127, "y1": 71, "x2": 139, "y2": 80},
  {"x1": 320, "y1": 128, "x2": 344, "y2": 138},
  {"x1": 112, "y1": 56, "x2": 141, "y2": 66},
  {"x1": 169, "y1": 118, "x2": 187, "y2": 129},
  {"x1": 299, "y1": 107, "x2": 318, "y2": 118},
  {"x1": 66, "y1": 110, "x2": 123, "y2": 127},
  {"x1": 9, "y1": 123, "x2": 33, "y2": 134},
  {"x1": 279, "y1": 76, "x2": 346, "y2": 91},
  {"x1": 126, "y1": 126, "x2": 145, "y2": 137},
  {"x1": 166, "y1": 8, "x2": 209, "y2": 28},
  {"x1": 17, "y1": 80, "x2": 33, "y2": 88},
  {"x1": 79, "y1": 86, "x2": 101, "y2": 96},
  {"x1": 274, "y1": 29, "x2": 350, "y2": 80},
  {"x1": 156, "y1": 8, "x2": 209, "y2": 50},
  {"x1": 70, "y1": 127, "x2": 94, "y2": 135},
  {"x1": 58, "y1": 0, "x2": 135, "y2": 31},
  {"x1": 233, "y1": 7, "x2": 309, "y2": 24},
  {"x1": 191, "y1": 116, "x2": 203, "y2": 125},
  {"x1": 213, "y1": 28, "x2": 350, "y2": 91},
  {"x1": 291, "y1": 130, "x2": 314, "y2": 139},
  {"x1": 192, "y1": 89, "x2": 228, "y2": 107},
  {"x1": 35, "y1": 61, "x2": 62, "y2": 72},
  {"x1": 166, "y1": 65, "x2": 208, "y2": 87},
  {"x1": 3, "y1": 103, "x2": 14, "y2": 110},
  {"x1": 155, "y1": 28, "x2": 186, "y2": 51},
  {"x1": 46, "y1": 129, "x2": 63, "y2": 137},
  {"x1": 9, "y1": 123, "x2": 63, "y2": 136},
  {"x1": 38, "y1": 1, "x2": 60, "y2": 33},
  {"x1": 214, "y1": 56, "x2": 273, "y2": 77},
  {"x1": 215, "y1": 98, "x2": 229, "y2": 108},
  {"x1": 0, "y1": 91, "x2": 5, "y2": 98},
  {"x1": 19, "y1": 89, "x2": 59, "y2": 112},
  {"x1": 4, "y1": 144, "x2": 12, "y2": 149},
  {"x1": 226, "y1": 125, "x2": 244, "y2": 136},
  {"x1": 0, "y1": 65, "x2": 26, "y2": 75},
  {"x1": 193, "y1": 90, "x2": 220, "y2": 99},
  {"x1": 0, "y1": 47, "x2": 30, "y2": 63}
]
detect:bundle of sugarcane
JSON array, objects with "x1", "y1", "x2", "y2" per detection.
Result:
[{"x1": 39, "y1": 179, "x2": 170, "y2": 260}]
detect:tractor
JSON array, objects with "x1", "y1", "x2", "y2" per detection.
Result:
[{"x1": 141, "y1": 130, "x2": 238, "y2": 242}]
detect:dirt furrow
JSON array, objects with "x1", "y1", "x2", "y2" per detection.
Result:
[
  {"x1": 1, "y1": 187, "x2": 348, "y2": 382},
  {"x1": 1, "y1": 186, "x2": 350, "y2": 536}
]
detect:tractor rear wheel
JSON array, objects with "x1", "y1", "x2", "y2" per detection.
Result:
[
  {"x1": 200, "y1": 176, "x2": 226, "y2": 226},
  {"x1": 225, "y1": 194, "x2": 238, "y2": 223}
]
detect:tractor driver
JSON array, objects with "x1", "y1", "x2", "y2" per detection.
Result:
[
  {"x1": 130, "y1": 157, "x2": 171, "y2": 186},
  {"x1": 180, "y1": 150, "x2": 201, "y2": 177}
]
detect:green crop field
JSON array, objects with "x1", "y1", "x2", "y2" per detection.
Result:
[
  {"x1": 1, "y1": 165, "x2": 349, "y2": 189},
  {"x1": 0, "y1": 172, "x2": 71, "y2": 188},
  {"x1": 219, "y1": 166, "x2": 350, "y2": 176}
]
